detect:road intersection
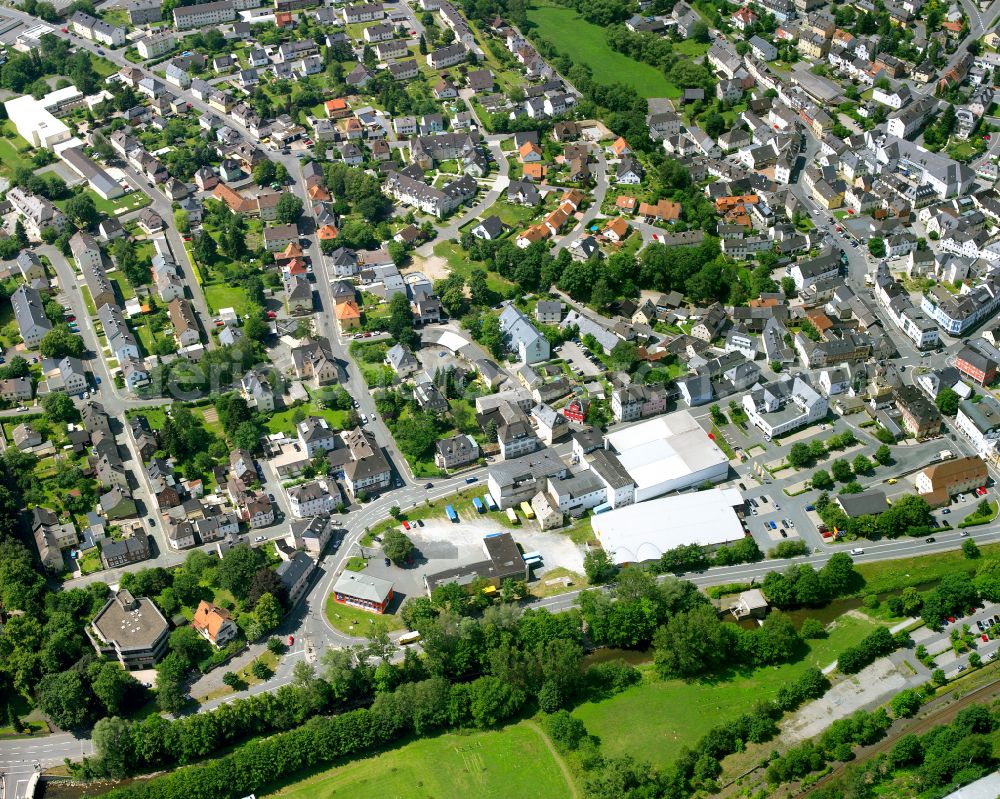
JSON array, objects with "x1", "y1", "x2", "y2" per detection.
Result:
[{"x1": 3, "y1": 4, "x2": 1000, "y2": 790}]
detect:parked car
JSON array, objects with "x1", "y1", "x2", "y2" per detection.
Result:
[
  {"x1": 402, "y1": 521, "x2": 410, "y2": 530},
  {"x1": 384, "y1": 557, "x2": 390, "y2": 567},
  {"x1": 943, "y1": 508, "x2": 951, "y2": 514}
]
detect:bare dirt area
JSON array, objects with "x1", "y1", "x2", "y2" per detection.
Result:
[
  {"x1": 407, "y1": 253, "x2": 449, "y2": 282},
  {"x1": 782, "y1": 654, "x2": 926, "y2": 742}
]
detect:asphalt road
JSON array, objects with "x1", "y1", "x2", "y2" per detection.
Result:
[{"x1": 4, "y1": 2, "x2": 1000, "y2": 784}]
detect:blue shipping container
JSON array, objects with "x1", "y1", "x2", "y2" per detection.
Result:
[
  {"x1": 472, "y1": 497, "x2": 485, "y2": 513},
  {"x1": 446, "y1": 504, "x2": 458, "y2": 522},
  {"x1": 593, "y1": 502, "x2": 612, "y2": 515}
]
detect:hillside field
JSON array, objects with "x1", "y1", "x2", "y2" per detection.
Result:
[
  {"x1": 526, "y1": 2, "x2": 681, "y2": 98},
  {"x1": 263, "y1": 722, "x2": 575, "y2": 799}
]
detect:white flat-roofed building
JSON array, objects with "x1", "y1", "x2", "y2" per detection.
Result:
[
  {"x1": 4, "y1": 94, "x2": 71, "y2": 150},
  {"x1": 604, "y1": 411, "x2": 730, "y2": 502},
  {"x1": 592, "y1": 487, "x2": 747, "y2": 564}
]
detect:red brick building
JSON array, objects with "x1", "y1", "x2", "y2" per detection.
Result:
[{"x1": 332, "y1": 571, "x2": 394, "y2": 614}]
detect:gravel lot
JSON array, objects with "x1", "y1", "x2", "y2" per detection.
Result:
[{"x1": 782, "y1": 654, "x2": 924, "y2": 742}]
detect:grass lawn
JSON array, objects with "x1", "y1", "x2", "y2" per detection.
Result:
[
  {"x1": 203, "y1": 281, "x2": 251, "y2": 315},
  {"x1": 0, "y1": 300, "x2": 16, "y2": 348},
  {"x1": 489, "y1": 200, "x2": 542, "y2": 228},
  {"x1": 265, "y1": 404, "x2": 349, "y2": 438},
  {"x1": 0, "y1": 695, "x2": 46, "y2": 738},
  {"x1": 133, "y1": 317, "x2": 162, "y2": 356},
  {"x1": 673, "y1": 39, "x2": 710, "y2": 57},
  {"x1": 81, "y1": 286, "x2": 97, "y2": 317},
  {"x1": 262, "y1": 722, "x2": 574, "y2": 799},
  {"x1": 530, "y1": 566, "x2": 588, "y2": 599},
  {"x1": 324, "y1": 592, "x2": 404, "y2": 635},
  {"x1": 574, "y1": 615, "x2": 878, "y2": 769},
  {"x1": 0, "y1": 135, "x2": 34, "y2": 174},
  {"x1": 194, "y1": 405, "x2": 225, "y2": 439},
  {"x1": 710, "y1": 425, "x2": 736, "y2": 459},
  {"x1": 432, "y1": 242, "x2": 515, "y2": 295},
  {"x1": 960, "y1": 500, "x2": 999, "y2": 527},
  {"x1": 90, "y1": 53, "x2": 120, "y2": 78},
  {"x1": 131, "y1": 406, "x2": 167, "y2": 429},
  {"x1": 195, "y1": 649, "x2": 278, "y2": 704},
  {"x1": 127, "y1": 403, "x2": 223, "y2": 440},
  {"x1": 948, "y1": 141, "x2": 983, "y2": 162},
  {"x1": 854, "y1": 542, "x2": 1000, "y2": 594},
  {"x1": 526, "y1": 2, "x2": 681, "y2": 98},
  {"x1": 92, "y1": 189, "x2": 150, "y2": 217},
  {"x1": 79, "y1": 550, "x2": 103, "y2": 575},
  {"x1": 108, "y1": 272, "x2": 135, "y2": 302}
]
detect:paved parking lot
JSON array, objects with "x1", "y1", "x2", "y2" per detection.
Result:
[
  {"x1": 703, "y1": 406, "x2": 979, "y2": 556},
  {"x1": 916, "y1": 603, "x2": 1000, "y2": 677},
  {"x1": 555, "y1": 340, "x2": 603, "y2": 377},
  {"x1": 356, "y1": 517, "x2": 586, "y2": 608}
]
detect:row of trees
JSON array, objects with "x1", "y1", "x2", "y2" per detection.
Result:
[
  {"x1": 766, "y1": 708, "x2": 894, "y2": 785},
  {"x1": 90, "y1": 603, "x2": 597, "y2": 780},
  {"x1": 761, "y1": 552, "x2": 862, "y2": 609},
  {"x1": 814, "y1": 492, "x2": 934, "y2": 541},
  {"x1": 807, "y1": 704, "x2": 998, "y2": 798},
  {"x1": 95, "y1": 617, "x2": 836, "y2": 799},
  {"x1": 836, "y1": 626, "x2": 900, "y2": 674},
  {"x1": 653, "y1": 537, "x2": 763, "y2": 574},
  {"x1": 653, "y1": 607, "x2": 803, "y2": 679},
  {"x1": 143, "y1": 336, "x2": 266, "y2": 401},
  {"x1": 0, "y1": 34, "x2": 101, "y2": 95}
]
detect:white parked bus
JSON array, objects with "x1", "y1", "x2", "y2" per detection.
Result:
[{"x1": 398, "y1": 631, "x2": 421, "y2": 646}]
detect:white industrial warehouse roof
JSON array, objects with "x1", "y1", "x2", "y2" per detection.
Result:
[
  {"x1": 605, "y1": 412, "x2": 728, "y2": 493},
  {"x1": 591, "y1": 487, "x2": 746, "y2": 564}
]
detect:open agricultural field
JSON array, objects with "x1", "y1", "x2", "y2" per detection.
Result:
[
  {"x1": 263, "y1": 722, "x2": 574, "y2": 799},
  {"x1": 526, "y1": 2, "x2": 681, "y2": 98},
  {"x1": 572, "y1": 615, "x2": 877, "y2": 768}
]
